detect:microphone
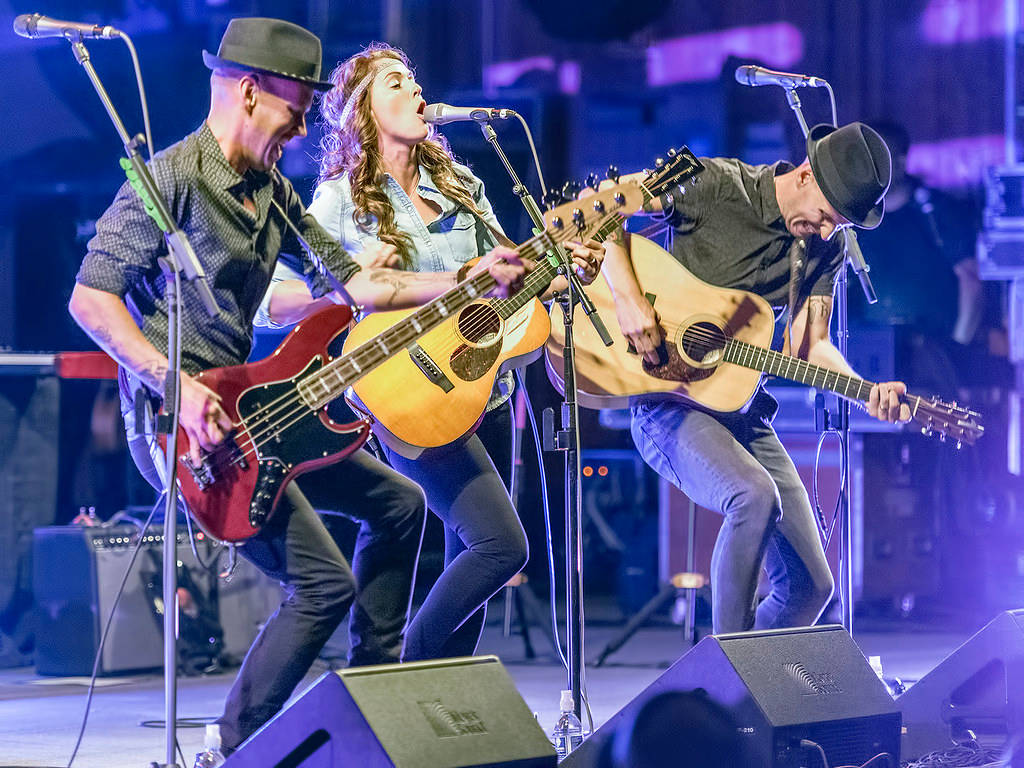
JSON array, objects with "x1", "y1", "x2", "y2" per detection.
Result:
[
  {"x1": 734, "y1": 65, "x2": 825, "y2": 89},
  {"x1": 422, "y1": 103, "x2": 515, "y2": 125},
  {"x1": 13, "y1": 13, "x2": 119, "y2": 40}
]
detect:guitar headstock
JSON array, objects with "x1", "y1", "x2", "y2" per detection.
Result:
[
  {"x1": 911, "y1": 396, "x2": 984, "y2": 447},
  {"x1": 541, "y1": 181, "x2": 645, "y2": 244},
  {"x1": 642, "y1": 146, "x2": 704, "y2": 198},
  {"x1": 543, "y1": 147, "x2": 704, "y2": 212}
]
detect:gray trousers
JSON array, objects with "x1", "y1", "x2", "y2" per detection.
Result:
[{"x1": 630, "y1": 392, "x2": 834, "y2": 634}]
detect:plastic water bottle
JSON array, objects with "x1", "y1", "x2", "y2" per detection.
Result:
[
  {"x1": 551, "y1": 689, "x2": 584, "y2": 759},
  {"x1": 193, "y1": 724, "x2": 226, "y2": 767}
]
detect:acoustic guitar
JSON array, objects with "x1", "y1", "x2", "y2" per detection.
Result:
[
  {"x1": 545, "y1": 235, "x2": 984, "y2": 447},
  {"x1": 343, "y1": 150, "x2": 704, "y2": 458}
]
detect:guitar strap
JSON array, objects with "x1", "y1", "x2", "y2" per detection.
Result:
[
  {"x1": 784, "y1": 238, "x2": 808, "y2": 355},
  {"x1": 472, "y1": 208, "x2": 518, "y2": 250},
  {"x1": 269, "y1": 170, "x2": 360, "y2": 308}
]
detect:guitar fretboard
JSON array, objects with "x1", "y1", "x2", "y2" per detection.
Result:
[
  {"x1": 295, "y1": 257, "x2": 510, "y2": 408},
  {"x1": 723, "y1": 338, "x2": 878, "y2": 403}
]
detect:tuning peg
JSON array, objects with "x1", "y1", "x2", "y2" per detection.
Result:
[
  {"x1": 654, "y1": 156, "x2": 666, "y2": 168},
  {"x1": 571, "y1": 208, "x2": 585, "y2": 228},
  {"x1": 939, "y1": 433, "x2": 947, "y2": 443},
  {"x1": 921, "y1": 426, "x2": 933, "y2": 437},
  {"x1": 591, "y1": 198, "x2": 606, "y2": 214},
  {"x1": 585, "y1": 172, "x2": 600, "y2": 191},
  {"x1": 542, "y1": 188, "x2": 563, "y2": 210},
  {"x1": 550, "y1": 216, "x2": 564, "y2": 230},
  {"x1": 666, "y1": 147, "x2": 677, "y2": 158},
  {"x1": 606, "y1": 164, "x2": 620, "y2": 183},
  {"x1": 561, "y1": 179, "x2": 582, "y2": 201},
  {"x1": 956, "y1": 440, "x2": 963, "y2": 450},
  {"x1": 614, "y1": 191, "x2": 626, "y2": 206}
]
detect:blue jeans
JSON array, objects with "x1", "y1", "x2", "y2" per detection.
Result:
[
  {"x1": 630, "y1": 392, "x2": 834, "y2": 634},
  {"x1": 121, "y1": 382, "x2": 425, "y2": 749}
]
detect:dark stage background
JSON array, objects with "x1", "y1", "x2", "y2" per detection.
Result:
[{"x1": 0, "y1": 0, "x2": 1021, "y2": 666}]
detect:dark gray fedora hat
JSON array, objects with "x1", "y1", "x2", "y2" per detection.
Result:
[
  {"x1": 203, "y1": 17, "x2": 332, "y2": 92},
  {"x1": 806, "y1": 122, "x2": 891, "y2": 229}
]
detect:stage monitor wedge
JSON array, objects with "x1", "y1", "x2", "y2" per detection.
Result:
[
  {"x1": 561, "y1": 624, "x2": 901, "y2": 768},
  {"x1": 898, "y1": 609, "x2": 1024, "y2": 760},
  {"x1": 225, "y1": 655, "x2": 556, "y2": 768}
]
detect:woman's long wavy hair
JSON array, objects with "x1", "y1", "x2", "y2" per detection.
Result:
[{"x1": 318, "y1": 43, "x2": 483, "y2": 267}]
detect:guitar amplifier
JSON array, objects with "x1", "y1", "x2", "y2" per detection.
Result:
[{"x1": 33, "y1": 523, "x2": 281, "y2": 676}]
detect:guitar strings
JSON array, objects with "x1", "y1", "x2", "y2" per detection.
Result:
[
  {"x1": 199, "y1": 184, "x2": 681, "y2": 471},
  {"x1": 223, "y1": 231, "x2": 576, "y2": 464}
]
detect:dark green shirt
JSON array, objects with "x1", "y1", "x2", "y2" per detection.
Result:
[
  {"x1": 77, "y1": 123, "x2": 360, "y2": 375},
  {"x1": 661, "y1": 157, "x2": 844, "y2": 313}
]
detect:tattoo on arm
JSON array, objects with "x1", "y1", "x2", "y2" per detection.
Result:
[
  {"x1": 605, "y1": 227, "x2": 626, "y2": 248},
  {"x1": 90, "y1": 324, "x2": 167, "y2": 394},
  {"x1": 138, "y1": 360, "x2": 169, "y2": 394},
  {"x1": 367, "y1": 268, "x2": 454, "y2": 305},
  {"x1": 806, "y1": 296, "x2": 832, "y2": 327}
]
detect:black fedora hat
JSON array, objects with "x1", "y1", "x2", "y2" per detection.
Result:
[
  {"x1": 203, "y1": 17, "x2": 332, "y2": 92},
  {"x1": 806, "y1": 122, "x2": 891, "y2": 229}
]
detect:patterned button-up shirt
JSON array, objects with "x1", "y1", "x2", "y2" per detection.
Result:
[{"x1": 77, "y1": 122, "x2": 360, "y2": 376}]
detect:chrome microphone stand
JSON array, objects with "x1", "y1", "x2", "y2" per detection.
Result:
[
  {"x1": 477, "y1": 117, "x2": 611, "y2": 722},
  {"x1": 66, "y1": 33, "x2": 218, "y2": 768},
  {"x1": 782, "y1": 84, "x2": 876, "y2": 636}
]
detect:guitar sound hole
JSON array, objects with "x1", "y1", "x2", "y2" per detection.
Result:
[
  {"x1": 456, "y1": 303, "x2": 502, "y2": 347},
  {"x1": 680, "y1": 321, "x2": 726, "y2": 365}
]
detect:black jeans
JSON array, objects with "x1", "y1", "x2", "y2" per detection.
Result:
[
  {"x1": 122, "y1": 393, "x2": 425, "y2": 750},
  {"x1": 385, "y1": 399, "x2": 528, "y2": 660}
]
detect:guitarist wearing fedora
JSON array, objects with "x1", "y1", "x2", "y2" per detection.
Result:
[
  {"x1": 600, "y1": 123, "x2": 905, "y2": 635},
  {"x1": 67, "y1": 17, "x2": 525, "y2": 751}
]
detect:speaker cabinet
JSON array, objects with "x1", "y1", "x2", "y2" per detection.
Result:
[
  {"x1": 562, "y1": 625, "x2": 900, "y2": 768},
  {"x1": 225, "y1": 655, "x2": 556, "y2": 768},
  {"x1": 32, "y1": 524, "x2": 281, "y2": 675},
  {"x1": 898, "y1": 609, "x2": 1024, "y2": 759}
]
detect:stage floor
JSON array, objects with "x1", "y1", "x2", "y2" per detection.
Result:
[{"x1": 0, "y1": 611, "x2": 974, "y2": 768}]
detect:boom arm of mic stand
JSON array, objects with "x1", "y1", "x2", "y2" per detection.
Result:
[
  {"x1": 478, "y1": 122, "x2": 613, "y2": 346},
  {"x1": 70, "y1": 39, "x2": 219, "y2": 318},
  {"x1": 842, "y1": 229, "x2": 877, "y2": 304}
]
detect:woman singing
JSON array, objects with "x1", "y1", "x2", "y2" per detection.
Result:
[{"x1": 260, "y1": 43, "x2": 602, "y2": 660}]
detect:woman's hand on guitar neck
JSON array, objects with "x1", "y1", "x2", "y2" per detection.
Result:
[
  {"x1": 868, "y1": 381, "x2": 913, "y2": 424},
  {"x1": 615, "y1": 293, "x2": 664, "y2": 364},
  {"x1": 467, "y1": 246, "x2": 529, "y2": 298}
]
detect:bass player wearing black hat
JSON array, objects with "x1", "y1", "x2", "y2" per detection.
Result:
[
  {"x1": 67, "y1": 17, "x2": 525, "y2": 751},
  {"x1": 599, "y1": 122, "x2": 901, "y2": 635}
]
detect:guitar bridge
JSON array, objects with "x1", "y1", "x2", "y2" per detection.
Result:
[
  {"x1": 181, "y1": 453, "x2": 216, "y2": 491},
  {"x1": 408, "y1": 343, "x2": 454, "y2": 393},
  {"x1": 180, "y1": 432, "x2": 247, "y2": 490}
]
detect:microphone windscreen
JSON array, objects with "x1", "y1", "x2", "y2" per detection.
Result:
[
  {"x1": 734, "y1": 65, "x2": 756, "y2": 85},
  {"x1": 12, "y1": 14, "x2": 35, "y2": 37},
  {"x1": 422, "y1": 103, "x2": 446, "y2": 124}
]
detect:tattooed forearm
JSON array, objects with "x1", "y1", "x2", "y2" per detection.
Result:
[
  {"x1": 88, "y1": 324, "x2": 166, "y2": 393},
  {"x1": 138, "y1": 360, "x2": 169, "y2": 393},
  {"x1": 366, "y1": 268, "x2": 456, "y2": 305}
]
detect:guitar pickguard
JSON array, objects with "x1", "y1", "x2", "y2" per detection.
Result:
[{"x1": 234, "y1": 358, "x2": 367, "y2": 526}]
